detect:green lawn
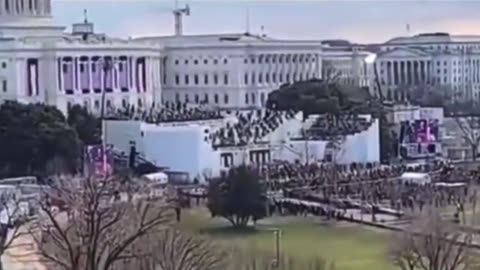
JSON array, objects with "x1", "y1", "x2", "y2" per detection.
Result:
[{"x1": 180, "y1": 209, "x2": 395, "y2": 270}]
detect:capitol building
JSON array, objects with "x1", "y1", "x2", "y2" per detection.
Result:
[
  {"x1": 1, "y1": 0, "x2": 479, "y2": 115},
  {"x1": 374, "y1": 33, "x2": 480, "y2": 103},
  {"x1": 0, "y1": 0, "x2": 358, "y2": 114}
]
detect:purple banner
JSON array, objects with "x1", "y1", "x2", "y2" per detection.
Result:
[
  {"x1": 85, "y1": 144, "x2": 114, "y2": 177},
  {"x1": 80, "y1": 61, "x2": 89, "y2": 90},
  {"x1": 94, "y1": 61, "x2": 102, "y2": 90},
  {"x1": 119, "y1": 60, "x2": 128, "y2": 89},
  {"x1": 63, "y1": 61, "x2": 74, "y2": 91}
]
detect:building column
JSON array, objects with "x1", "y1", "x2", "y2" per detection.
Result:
[
  {"x1": 132, "y1": 57, "x2": 138, "y2": 92},
  {"x1": 59, "y1": 57, "x2": 64, "y2": 92}
]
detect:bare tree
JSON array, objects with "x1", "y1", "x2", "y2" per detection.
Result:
[
  {"x1": 454, "y1": 116, "x2": 480, "y2": 161},
  {"x1": 390, "y1": 212, "x2": 472, "y2": 270},
  {"x1": 151, "y1": 228, "x2": 226, "y2": 270},
  {"x1": 28, "y1": 175, "x2": 175, "y2": 270}
]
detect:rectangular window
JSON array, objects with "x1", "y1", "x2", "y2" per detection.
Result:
[
  {"x1": 63, "y1": 64, "x2": 68, "y2": 74},
  {"x1": 259, "y1": 73, "x2": 263, "y2": 83},
  {"x1": 214, "y1": 74, "x2": 218, "y2": 85},
  {"x1": 175, "y1": 74, "x2": 180, "y2": 85},
  {"x1": 92, "y1": 63, "x2": 96, "y2": 72},
  {"x1": 244, "y1": 73, "x2": 248, "y2": 84},
  {"x1": 194, "y1": 74, "x2": 199, "y2": 85},
  {"x1": 224, "y1": 74, "x2": 229, "y2": 85},
  {"x1": 80, "y1": 63, "x2": 85, "y2": 73},
  {"x1": 184, "y1": 75, "x2": 189, "y2": 85},
  {"x1": 2, "y1": 80, "x2": 6, "y2": 92}
]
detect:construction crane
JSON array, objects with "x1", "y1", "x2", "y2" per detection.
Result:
[{"x1": 173, "y1": 1, "x2": 190, "y2": 36}]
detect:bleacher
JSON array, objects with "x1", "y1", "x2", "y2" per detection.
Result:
[
  {"x1": 104, "y1": 101, "x2": 223, "y2": 124},
  {"x1": 209, "y1": 109, "x2": 296, "y2": 148},
  {"x1": 305, "y1": 114, "x2": 372, "y2": 140}
]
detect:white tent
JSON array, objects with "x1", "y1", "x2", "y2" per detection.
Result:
[
  {"x1": 142, "y1": 172, "x2": 169, "y2": 185},
  {"x1": 400, "y1": 172, "x2": 431, "y2": 185}
]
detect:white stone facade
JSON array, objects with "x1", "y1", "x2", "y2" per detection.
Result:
[
  {"x1": 0, "y1": 0, "x2": 162, "y2": 115},
  {"x1": 136, "y1": 34, "x2": 323, "y2": 108},
  {"x1": 322, "y1": 43, "x2": 373, "y2": 89},
  {"x1": 0, "y1": 0, "x2": 383, "y2": 114},
  {"x1": 375, "y1": 33, "x2": 480, "y2": 102}
]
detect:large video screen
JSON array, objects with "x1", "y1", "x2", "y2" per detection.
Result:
[{"x1": 399, "y1": 119, "x2": 439, "y2": 143}]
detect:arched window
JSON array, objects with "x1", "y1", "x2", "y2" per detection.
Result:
[
  {"x1": 194, "y1": 74, "x2": 199, "y2": 85},
  {"x1": 214, "y1": 94, "x2": 219, "y2": 104},
  {"x1": 204, "y1": 93, "x2": 209, "y2": 103},
  {"x1": 251, "y1": 93, "x2": 256, "y2": 104},
  {"x1": 245, "y1": 93, "x2": 249, "y2": 104},
  {"x1": 185, "y1": 94, "x2": 189, "y2": 103},
  {"x1": 260, "y1": 92, "x2": 265, "y2": 105},
  {"x1": 224, "y1": 94, "x2": 229, "y2": 104},
  {"x1": 195, "y1": 94, "x2": 199, "y2": 104}
]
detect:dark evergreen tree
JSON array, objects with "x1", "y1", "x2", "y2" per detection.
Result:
[
  {"x1": 207, "y1": 166, "x2": 266, "y2": 228},
  {"x1": 0, "y1": 101, "x2": 81, "y2": 177}
]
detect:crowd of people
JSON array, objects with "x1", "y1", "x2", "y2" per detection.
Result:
[
  {"x1": 260, "y1": 160, "x2": 477, "y2": 220},
  {"x1": 305, "y1": 114, "x2": 372, "y2": 140},
  {"x1": 210, "y1": 109, "x2": 296, "y2": 147},
  {"x1": 105, "y1": 101, "x2": 223, "y2": 123}
]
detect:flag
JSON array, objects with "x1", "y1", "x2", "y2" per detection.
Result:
[{"x1": 85, "y1": 145, "x2": 113, "y2": 177}]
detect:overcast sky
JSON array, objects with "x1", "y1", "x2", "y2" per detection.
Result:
[{"x1": 51, "y1": 0, "x2": 480, "y2": 43}]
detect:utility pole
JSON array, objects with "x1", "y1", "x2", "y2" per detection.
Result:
[{"x1": 100, "y1": 58, "x2": 114, "y2": 175}]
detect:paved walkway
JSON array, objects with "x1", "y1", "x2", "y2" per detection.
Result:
[{"x1": 2, "y1": 228, "x2": 46, "y2": 270}]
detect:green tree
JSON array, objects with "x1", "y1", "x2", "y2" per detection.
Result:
[
  {"x1": 67, "y1": 104, "x2": 101, "y2": 145},
  {"x1": 207, "y1": 166, "x2": 266, "y2": 228},
  {"x1": 0, "y1": 101, "x2": 81, "y2": 177},
  {"x1": 267, "y1": 79, "x2": 395, "y2": 162},
  {"x1": 266, "y1": 79, "x2": 370, "y2": 119}
]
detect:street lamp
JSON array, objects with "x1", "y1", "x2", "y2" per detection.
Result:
[
  {"x1": 99, "y1": 57, "x2": 117, "y2": 175},
  {"x1": 271, "y1": 228, "x2": 282, "y2": 268}
]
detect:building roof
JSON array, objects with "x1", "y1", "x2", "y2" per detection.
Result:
[
  {"x1": 385, "y1": 33, "x2": 480, "y2": 45},
  {"x1": 134, "y1": 32, "x2": 323, "y2": 49}
]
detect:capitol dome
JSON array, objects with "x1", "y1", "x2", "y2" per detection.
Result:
[{"x1": 0, "y1": 0, "x2": 65, "y2": 37}]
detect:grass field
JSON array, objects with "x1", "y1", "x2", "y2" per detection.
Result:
[{"x1": 180, "y1": 209, "x2": 395, "y2": 270}]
